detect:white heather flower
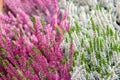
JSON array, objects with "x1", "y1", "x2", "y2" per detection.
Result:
[{"x1": 59, "y1": 0, "x2": 120, "y2": 80}]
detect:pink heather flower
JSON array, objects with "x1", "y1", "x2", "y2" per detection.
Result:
[
  {"x1": 3, "y1": 0, "x2": 61, "y2": 23},
  {"x1": 31, "y1": 35, "x2": 38, "y2": 44},
  {"x1": 0, "y1": 1, "x2": 73, "y2": 80}
]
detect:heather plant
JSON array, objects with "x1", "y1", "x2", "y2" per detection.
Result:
[
  {"x1": 59, "y1": 0, "x2": 120, "y2": 80},
  {"x1": 0, "y1": 0, "x2": 73, "y2": 80},
  {"x1": 0, "y1": 11, "x2": 73, "y2": 80},
  {"x1": 70, "y1": 18, "x2": 120, "y2": 80}
]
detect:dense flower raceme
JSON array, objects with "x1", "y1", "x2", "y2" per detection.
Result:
[{"x1": 0, "y1": 4, "x2": 73, "y2": 80}]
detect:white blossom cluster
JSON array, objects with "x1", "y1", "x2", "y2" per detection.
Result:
[{"x1": 59, "y1": 0, "x2": 120, "y2": 80}]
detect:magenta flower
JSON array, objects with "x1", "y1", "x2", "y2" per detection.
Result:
[
  {"x1": 0, "y1": 1, "x2": 73, "y2": 80},
  {"x1": 3, "y1": 0, "x2": 63, "y2": 24}
]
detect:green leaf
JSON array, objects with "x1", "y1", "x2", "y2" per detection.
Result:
[
  {"x1": 97, "y1": 37, "x2": 100, "y2": 51},
  {"x1": 0, "y1": 46, "x2": 4, "y2": 52},
  {"x1": 17, "y1": 70, "x2": 23, "y2": 77},
  {"x1": 115, "y1": 31, "x2": 118, "y2": 40},
  {"x1": 89, "y1": 39, "x2": 93, "y2": 52},
  {"x1": 30, "y1": 67, "x2": 34, "y2": 74},
  {"x1": 75, "y1": 21, "x2": 81, "y2": 33},
  {"x1": 32, "y1": 46, "x2": 41, "y2": 54},
  {"x1": 72, "y1": 59, "x2": 76, "y2": 67},
  {"x1": 93, "y1": 37, "x2": 97, "y2": 51},
  {"x1": 0, "y1": 73, "x2": 3, "y2": 77},
  {"x1": 12, "y1": 77, "x2": 18, "y2": 80},
  {"x1": 20, "y1": 28, "x2": 23, "y2": 36},
  {"x1": 87, "y1": 47, "x2": 91, "y2": 54},
  {"x1": 85, "y1": 74, "x2": 89, "y2": 80},
  {"x1": 81, "y1": 38, "x2": 84, "y2": 47},
  {"x1": 48, "y1": 45, "x2": 52, "y2": 49},
  {"x1": 33, "y1": 46, "x2": 37, "y2": 54},
  {"x1": 96, "y1": 66, "x2": 101, "y2": 73},
  {"x1": 65, "y1": 37, "x2": 68, "y2": 43},
  {"x1": 88, "y1": 61, "x2": 94, "y2": 70},
  {"x1": 81, "y1": 53, "x2": 85, "y2": 64},
  {"x1": 101, "y1": 58, "x2": 107, "y2": 66},
  {"x1": 12, "y1": 29, "x2": 18, "y2": 37},
  {"x1": 85, "y1": 64, "x2": 90, "y2": 73},
  {"x1": 0, "y1": 57, "x2": 3, "y2": 65},
  {"x1": 119, "y1": 46, "x2": 120, "y2": 52},
  {"x1": 109, "y1": 50, "x2": 113, "y2": 56},
  {"x1": 106, "y1": 25, "x2": 110, "y2": 36},
  {"x1": 15, "y1": 55, "x2": 20, "y2": 60},
  {"x1": 90, "y1": 17, "x2": 95, "y2": 31},
  {"x1": 3, "y1": 60, "x2": 9, "y2": 67},
  {"x1": 115, "y1": 62, "x2": 120, "y2": 68},
  {"x1": 74, "y1": 50, "x2": 79, "y2": 60},
  {"x1": 0, "y1": 47, "x2": 2, "y2": 52},
  {"x1": 99, "y1": 38, "x2": 103, "y2": 51},
  {"x1": 68, "y1": 67, "x2": 73, "y2": 72},
  {"x1": 109, "y1": 28, "x2": 114, "y2": 36},
  {"x1": 113, "y1": 43, "x2": 118, "y2": 51},
  {"x1": 96, "y1": 4, "x2": 102, "y2": 11},
  {"x1": 61, "y1": 58, "x2": 67, "y2": 65},
  {"x1": 96, "y1": 26, "x2": 100, "y2": 36},
  {"x1": 102, "y1": 29, "x2": 106, "y2": 40},
  {"x1": 68, "y1": 27, "x2": 74, "y2": 41},
  {"x1": 40, "y1": 18, "x2": 46, "y2": 26},
  {"x1": 30, "y1": 16, "x2": 36, "y2": 23},
  {"x1": 96, "y1": 51, "x2": 101, "y2": 59}
]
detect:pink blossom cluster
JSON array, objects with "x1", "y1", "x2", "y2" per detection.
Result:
[
  {"x1": 3, "y1": 0, "x2": 63, "y2": 24},
  {"x1": 0, "y1": 0, "x2": 73, "y2": 80}
]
